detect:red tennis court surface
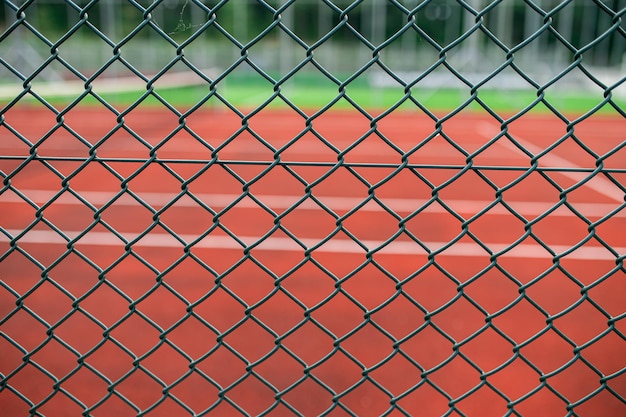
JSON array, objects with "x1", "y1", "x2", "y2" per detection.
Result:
[{"x1": 1, "y1": 105, "x2": 625, "y2": 416}]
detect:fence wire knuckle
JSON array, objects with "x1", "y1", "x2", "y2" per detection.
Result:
[{"x1": 1, "y1": 0, "x2": 625, "y2": 416}]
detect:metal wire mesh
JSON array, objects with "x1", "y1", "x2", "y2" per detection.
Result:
[{"x1": 1, "y1": 0, "x2": 625, "y2": 416}]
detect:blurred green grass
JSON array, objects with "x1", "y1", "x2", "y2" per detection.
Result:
[{"x1": 3, "y1": 73, "x2": 624, "y2": 115}]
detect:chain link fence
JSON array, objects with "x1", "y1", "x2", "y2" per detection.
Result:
[{"x1": 1, "y1": 0, "x2": 625, "y2": 416}]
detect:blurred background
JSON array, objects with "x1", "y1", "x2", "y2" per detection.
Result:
[{"x1": 1, "y1": 0, "x2": 624, "y2": 106}]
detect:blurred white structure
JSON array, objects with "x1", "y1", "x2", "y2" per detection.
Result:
[{"x1": 0, "y1": 0, "x2": 624, "y2": 93}]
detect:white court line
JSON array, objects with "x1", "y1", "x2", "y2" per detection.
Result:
[
  {"x1": 0, "y1": 70, "x2": 214, "y2": 100},
  {"x1": 1, "y1": 229, "x2": 622, "y2": 260},
  {"x1": 476, "y1": 122, "x2": 624, "y2": 204},
  {"x1": 2, "y1": 189, "x2": 624, "y2": 218}
]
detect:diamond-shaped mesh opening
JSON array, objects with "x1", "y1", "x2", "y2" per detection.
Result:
[
  {"x1": 488, "y1": 356, "x2": 541, "y2": 401},
  {"x1": 278, "y1": 62, "x2": 343, "y2": 110},
  {"x1": 0, "y1": 25, "x2": 55, "y2": 81},
  {"x1": 54, "y1": 23, "x2": 115, "y2": 77},
  {"x1": 310, "y1": 17, "x2": 376, "y2": 78},
  {"x1": 2, "y1": 1, "x2": 624, "y2": 415},
  {"x1": 212, "y1": 61, "x2": 276, "y2": 110},
  {"x1": 248, "y1": 22, "x2": 308, "y2": 75}
]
